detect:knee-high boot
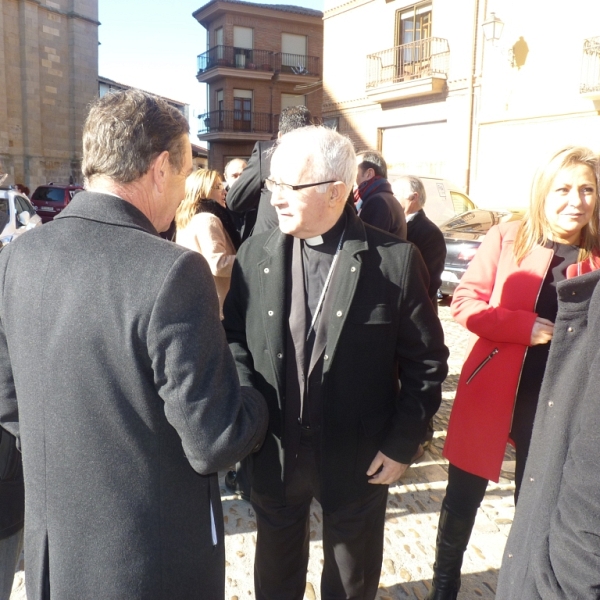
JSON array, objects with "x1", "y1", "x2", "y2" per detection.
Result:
[{"x1": 426, "y1": 502, "x2": 476, "y2": 600}]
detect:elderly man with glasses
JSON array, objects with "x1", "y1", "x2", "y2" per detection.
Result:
[{"x1": 223, "y1": 126, "x2": 448, "y2": 600}]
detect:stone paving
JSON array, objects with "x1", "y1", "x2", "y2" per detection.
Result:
[{"x1": 10, "y1": 304, "x2": 516, "y2": 599}]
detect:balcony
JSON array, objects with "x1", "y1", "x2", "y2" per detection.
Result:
[
  {"x1": 197, "y1": 110, "x2": 276, "y2": 142},
  {"x1": 196, "y1": 45, "x2": 321, "y2": 84},
  {"x1": 580, "y1": 36, "x2": 600, "y2": 100},
  {"x1": 365, "y1": 37, "x2": 450, "y2": 103}
]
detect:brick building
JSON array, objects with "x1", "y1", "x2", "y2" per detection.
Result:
[
  {"x1": 193, "y1": 0, "x2": 323, "y2": 173},
  {"x1": 0, "y1": 0, "x2": 98, "y2": 189},
  {"x1": 323, "y1": 0, "x2": 600, "y2": 210}
]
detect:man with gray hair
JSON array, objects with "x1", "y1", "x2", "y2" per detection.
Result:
[
  {"x1": 394, "y1": 174, "x2": 446, "y2": 306},
  {"x1": 0, "y1": 89, "x2": 267, "y2": 599},
  {"x1": 224, "y1": 126, "x2": 448, "y2": 599}
]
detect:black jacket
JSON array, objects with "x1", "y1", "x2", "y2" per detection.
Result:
[
  {"x1": 357, "y1": 179, "x2": 407, "y2": 240},
  {"x1": 223, "y1": 205, "x2": 448, "y2": 511},
  {"x1": 0, "y1": 427, "x2": 23, "y2": 540},
  {"x1": 0, "y1": 192, "x2": 268, "y2": 599},
  {"x1": 496, "y1": 269, "x2": 600, "y2": 599},
  {"x1": 406, "y1": 209, "x2": 446, "y2": 301},
  {"x1": 226, "y1": 140, "x2": 278, "y2": 238}
]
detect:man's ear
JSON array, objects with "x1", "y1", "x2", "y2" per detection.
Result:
[
  {"x1": 151, "y1": 150, "x2": 171, "y2": 193},
  {"x1": 330, "y1": 181, "x2": 347, "y2": 207}
]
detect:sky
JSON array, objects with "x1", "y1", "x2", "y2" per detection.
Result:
[{"x1": 98, "y1": 0, "x2": 325, "y2": 145}]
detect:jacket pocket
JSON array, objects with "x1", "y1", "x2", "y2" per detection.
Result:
[
  {"x1": 466, "y1": 347, "x2": 499, "y2": 385},
  {"x1": 350, "y1": 304, "x2": 392, "y2": 325}
]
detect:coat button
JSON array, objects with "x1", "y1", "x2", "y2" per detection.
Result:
[
  {"x1": 277, "y1": 353, "x2": 283, "y2": 359},
  {"x1": 567, "y1": 327, "x2": 573, "y2": 332},
  {"x1": 548, "y1": 401, "x2": 554, "y2": 407},
  {"x1": 572, "y1": 291, "x2": 577, "y2": 296},
  {"x1": 336, "y1": 310, "x2": 342, "y2": 317},
  {"x1": 264, "y1": 268, "x2": 270, "y2": 273},
  {"x1": 350, "y1": 266, "x2": 356, "y2": 272},
  {"x1": 529, "y1": 477, "x2": 535, "y2": 482},
  {"x1": 508, "y1": 553, "x2": 513, "y2": 559},
  {"x1": 268, "y1": 310, "x2": 274, "y2": 316},
  {"x1": 324, "y1": 354, "x2": 329, "y2": 360}
]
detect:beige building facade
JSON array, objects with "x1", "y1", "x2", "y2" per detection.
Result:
[
  {"x1": 194, "y1": 0, "x2": 323, "y2": 173},
  {"x1": 323, "y1": 0, "x2": 600, "y2": 209},
  {"x1": 0, "y1": 0, "x2": 99, "y2": 189}
]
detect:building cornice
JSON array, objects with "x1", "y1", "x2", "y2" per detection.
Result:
[{"x1": 324, "y1": 0, "x2": 373, "y2": 20}]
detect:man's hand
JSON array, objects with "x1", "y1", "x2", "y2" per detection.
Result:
[{"x1": 367, "y1": 451, "x2": 409, "y2": 485}]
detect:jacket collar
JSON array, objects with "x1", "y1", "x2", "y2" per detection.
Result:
[{"x1": 55, "y1": 191, "x2": 159, "y2": 236}]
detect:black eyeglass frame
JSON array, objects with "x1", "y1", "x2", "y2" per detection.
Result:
[{"x1": 264, "y1": 178, "x2": 337, "y2": 193}]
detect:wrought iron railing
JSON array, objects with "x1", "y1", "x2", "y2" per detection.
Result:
[
  {"x1": 198, "y1": 110, "x2": 276, "y2": 136},
  {"x1": 580, "y1": 36, "x2": 600, "y2": 95},
  {"x1": 197, "y1": 46, "x2": 321, "y2": 77},
  {"x1": 366, "y1": 37, "x2": 450, "y2": 89}
]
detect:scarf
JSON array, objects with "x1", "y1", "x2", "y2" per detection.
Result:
[
  {"x1": 353, "y1": 176, "x2": 387, "y2": 213},
  {"x1": 196, "y1": 200, "x2": 241, "y2": 250}
]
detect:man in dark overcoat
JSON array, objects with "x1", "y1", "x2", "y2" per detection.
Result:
[
  {"x1": 223, "y1": 126, "x2": 448, "y2": 599},
  {"x1": 226, "y1": 105, "x2": 313, "y2": 239},
  {"x1": 0, "y1": 89, "x2": 268, "y2": 599},
  {"x1": 497, "y1": 269, "x2": 600, "y2": 599}
]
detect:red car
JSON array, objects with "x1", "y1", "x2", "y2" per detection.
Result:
[{"x1": 30, "y1": 183, "x2": 83, "y2": 223}]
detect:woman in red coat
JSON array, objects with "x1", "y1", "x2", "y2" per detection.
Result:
[{"x1": 427, "y1": 146, "x2": 600, "y2": 600}]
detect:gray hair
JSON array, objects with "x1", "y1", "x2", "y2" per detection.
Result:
[
  {"x1": 82, "y1": 89, "x2": 190, "y2": 187},
  {"x1": 278, "y1": 105, "x2": 313, "y2": 136},
  {"x1": 273, "y1": 126, "x2": 356, "y2": 192},
  {"x1": 224, "y1": 157, "x2": 247, "y2": 178},
  {"x1": 397, "y1": 175, "x2": 427, "y2": 207},
  {"x1": 358, "y1": 150, "x2": 387, "y2": 179}
]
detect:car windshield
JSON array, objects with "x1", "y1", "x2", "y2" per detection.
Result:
[{"x1": 32, "y1": 187, "x2": 64, "y2": 203}]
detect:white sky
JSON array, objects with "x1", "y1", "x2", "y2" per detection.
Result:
[{"x1": 98, "y1": 0, "x2": 324, "y2": 145}]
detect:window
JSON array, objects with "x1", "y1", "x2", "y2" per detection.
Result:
[
  {"x1": 15, "y1": 196, "x2": 35, "y2": 217},
  {"x1": 215, "y1": 27, "x2": 224, "y2": 60},
  {"x1": 233, "y1": 89, "x2": 252, "y2": 132},
  {"x1": 395, "y1": 3, "x2": 432, "y2": 78},
  {"x1": 216, "y1": 90, "x2": 224, "y2": 128},
  {"x1": 281, "y1": 93, "x2": 306, "y2": 110},
  {"x1": 281, "y1": 33, "x2": 307, "y2": 73},
  {"x1": 234, "y1": 26, "x2": 253, "y2": 67}
]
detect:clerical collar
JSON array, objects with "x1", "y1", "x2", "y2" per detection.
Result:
[{"x1": 304, "y1": 213, "x2": 347, "y2": 251}]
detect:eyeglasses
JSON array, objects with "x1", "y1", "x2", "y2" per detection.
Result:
[{"x1": 264, "y1": 179, "x2": 336, "y2": 193}]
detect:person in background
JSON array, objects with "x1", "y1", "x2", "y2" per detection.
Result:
[
  {"x1": 393, "y1": 175, "x2": 446, "y2": 308},
  {"x1": 223, "y1": 158, "x2": 248, "y2": 238},
  {"x1": 354, "y1": 150, "x2": 407, "y2": 239},
  {"x1": 427, "y1": 146, "x2": 600, "y2": 600},
  {"x1": 175, "y1": 169, "x2": 240, "y2": 320},
  {"x1": 226, "y1": 105, "x2": 313, "y2": 239},
  {"x1": 224, "y1": 126, "x2": 448, "y2": 600},
  {"x1": 0, "y1": 89, "x2": 268, "y2": 599}
]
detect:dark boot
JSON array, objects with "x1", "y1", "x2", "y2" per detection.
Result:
[{"x1": 427, "y1": 503, "x2": 476, "y2": 600}]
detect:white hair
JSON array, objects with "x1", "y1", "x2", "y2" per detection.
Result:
[
  {"x1": 395, "y1": 174, "x2": 427, "y2": 207},
  {"x1": 272, "y1": 126, "x2": 357, "y2": 191}
]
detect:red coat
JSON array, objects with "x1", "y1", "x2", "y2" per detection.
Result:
[{"x1": 443, "y1": 221, "x2": 600, "y2": 481}]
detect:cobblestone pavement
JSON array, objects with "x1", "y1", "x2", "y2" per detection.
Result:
[{"x1": 10, "y1": 304, "x2": 516, "y2": 599}]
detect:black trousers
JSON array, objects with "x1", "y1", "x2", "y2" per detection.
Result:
[{"x1": 251, "y1": 431, "x2": 389, "y2": 600}]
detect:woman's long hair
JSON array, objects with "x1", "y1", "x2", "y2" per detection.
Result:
[
  {"x1": 514, "y1": 146, "x2": 600, "y2": 264},
  {"x1": 175, "y1": 169, "x2": 220, "y2": 230}
]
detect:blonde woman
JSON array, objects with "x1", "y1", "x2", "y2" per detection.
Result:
[
  {"x1": 427, "y1": 146, "x2": 600, "y2": 600},
  {"x1": 175, "y1": 169, "x2": 240, "y2": 318}
]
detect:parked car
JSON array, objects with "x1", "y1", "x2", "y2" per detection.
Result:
[
  {"x1": 30, "y1": 183, "x2": 83, "y2": 223},
  {"x1": 0, "y1": 185, "x2": 42, "y2": 244},
  {"x1": 439, "y1": 208, "x2": 523, "y2": 297}
]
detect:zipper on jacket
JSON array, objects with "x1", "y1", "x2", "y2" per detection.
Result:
[{"x1": 466, "y1": 348, "x2": 499, "y2": 384}]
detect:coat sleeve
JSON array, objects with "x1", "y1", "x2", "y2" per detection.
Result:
[
  {"x1": 0, "y1": 248, "x2": 19, "y2": 444},
  {"x1": 226, "y1": 142, "x2": 263, "y2": 214},
  {"x1": 359, "y1": 195, "x2": 394, "y2": 235},
  {"x1": 147, "y1": 251, "x2": 268, "y2": 475},
  {"x1": 411, "y1": 216, "x2": 446, "y2": 300},
  {"x1": 381, "y1": 244, "x2": 449, "y2": 463},
  {"x1": 450, "y1": 225, "x2": 537, "y2": 346},
  {"x1": 190, "y1": 214, "x2": 236, "y2": 278}
]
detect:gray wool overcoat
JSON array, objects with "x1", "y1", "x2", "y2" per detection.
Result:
[
  {"x1": 0, "y1": 192, "x2": 268, "y2": 600},
  {"x1": 496, "y1": 269, "x2": 600, "y2": 599}
]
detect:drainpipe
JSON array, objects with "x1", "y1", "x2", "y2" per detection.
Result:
[{"x1": 465, "y1": 0, "x2": 483, "y2": 194}]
